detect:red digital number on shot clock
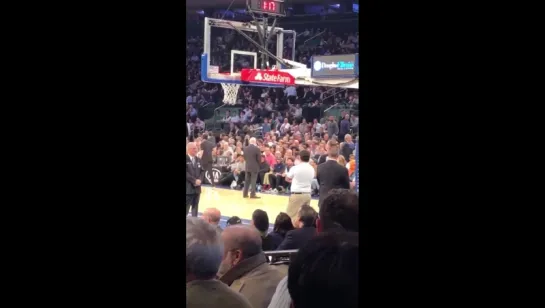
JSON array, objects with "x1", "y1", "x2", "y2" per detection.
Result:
[{"x1": 262, "y1": 1, "x2": 276, "y2": 12}]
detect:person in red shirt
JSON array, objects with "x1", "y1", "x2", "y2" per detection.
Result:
[{"x1": 263, "y1": 146, "x2": 276, "y2": 168}]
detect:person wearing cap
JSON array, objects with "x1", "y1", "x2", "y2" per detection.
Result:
[
  {"x1": 284, "y1": 150, "x2": 315, "y2": 223},
  {"x1": 226, "y1": 216, "x2": 242, "y2": 227}
]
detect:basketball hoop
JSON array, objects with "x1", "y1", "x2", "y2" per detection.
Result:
[{"x1": 221, "y1": 83, "x2": 241, "y2": 105}]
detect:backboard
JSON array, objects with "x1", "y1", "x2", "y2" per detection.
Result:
[
  {"x1": 201, "y1": 17, "x2": 359, "y2": 89},
  {"x1": 201, "y1": 17, "x2": 294, "y2": 88}
]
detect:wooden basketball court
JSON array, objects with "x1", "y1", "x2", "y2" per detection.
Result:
[{"x1": 198, "y1": 186, "x2": 319, "y2": 221}]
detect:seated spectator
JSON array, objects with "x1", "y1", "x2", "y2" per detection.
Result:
[
  {"x1": 262, "y1": 118, "x2": 271, "y2": 134},
  {"x1": 269, "y1": 212, "x2": 294, "y2": 245},
  {"x1": 186, "y1": 217, "x2": 252, "y2": 308},
  {"x1": 341, "y1": 133, "x2": 356, "y2": 161},
  {"x1": 252, "y1": 209, "x2": 279, "y2": 251},
  {"x1": 226, "y1": 216, "x2": 242, "y2": 227},
  {"x1": 218, "y1": 225, "x2": 286, "y2": 308},
  {"x1": 288, "y1": 231, "x2": 359, "y2": 308},
  {"x1": 194, "y1": 117, "x2": 205, "y2": 133},
  {"x1": 347, "y1": 154, "x2": 356, "y2": 177},
  {"x1": 317, "y1": 188, "x2": 359, "y2": 232},
  {"x1": 277, "y1": 205, "x2": 317, "y2": 250},
  {"x1": 337, "y1": 155, "x2": 347, "y2": 167},
  {"x1": 228, "y1": 154, "x2": 245, "y2": 189},
  {"x1": 268, "y1": 190, "x2": 360, "y2": 308},
  {"x1": 201, "y1": 208, "x2": 223, "y2": 233},
  {"x1": 279, "y1": 118, "x2": 290, "y2": 136},
  {"x1": 269, "y1": 155, "x2": 286, "y2": 192},
  {"x1": 258, "y1": 155, "x2": 272, "y2": 186}
]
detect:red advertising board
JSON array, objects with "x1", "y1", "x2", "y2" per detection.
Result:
[{"x1": 240, "y1": 69, "x2": 295, "y2": 85}]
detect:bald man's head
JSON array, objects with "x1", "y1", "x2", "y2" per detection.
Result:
[
  {"x1": 202, "y1": 208, "x2": 221, "y2": 225},
  {"x1": 217, "y1": 225, "x2": 262, "y2": 277},
  {"x1": 249, "y1": 137, "x2": 257, "y2": 145}
]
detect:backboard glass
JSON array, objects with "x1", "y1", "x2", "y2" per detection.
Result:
[
  {"x1": 201, "y1": 17, "x2": 295, "y2": 87},
  {"x1": 200, "y1": 17, "x2": 359, "y2": 90}
]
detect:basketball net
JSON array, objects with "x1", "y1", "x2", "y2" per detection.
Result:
[{"x1": 221, "y1": 83, "x2": 240, "y2": 105}]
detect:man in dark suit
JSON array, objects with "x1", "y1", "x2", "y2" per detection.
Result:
[
  {"x1": 242, "y1": 137, "x2": 261, "y2": 199},
  {"x1": 316, "y1": 141, "x2": 351, "y2": 208},
  {"x1": 186, "y1": 142, "x2": 204, "y2": 217},
  {"x1": 200, "y1": 133, "x2": 216, "y2": 187},
  {"x1": 277, "y1": 205, "x2": 317, "y2": 250}
]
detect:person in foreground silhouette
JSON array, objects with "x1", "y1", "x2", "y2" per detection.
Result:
[
  {"x1": 288, "y1": 231, "x2": 359, "y2": 308},
  {"x1": 186, "y1": 217, "x2": 252, "y2": 308},
  {"x1": 218, "y1": 224, "x2": 285, "y2": 308}
]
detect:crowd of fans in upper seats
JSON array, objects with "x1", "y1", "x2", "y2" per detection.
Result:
[{"x1": 187, "y1": 188, "x2": 359, "y2": 308}]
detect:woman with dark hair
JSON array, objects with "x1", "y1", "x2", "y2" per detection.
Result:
[{"x1": 266, "y1": 212, "x2": 295, "y2": 250}]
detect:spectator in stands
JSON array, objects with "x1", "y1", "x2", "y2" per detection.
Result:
[
  {"x1": 282, "y1": 158, "x2": 295, "y2": 192},
  {"x1": 269, "y1": 212, "x2": 294, "y2": 245},
  {"x1": 221, "y1": 142, "x2": 234, "y2": 164},
  {"x1": 284, "y1": 85, "x2": 297, "y2": 102},
  {"x1": 252, "y1": 209, "x2": 280, "y2": 251},
  {"x1": 267, "y1": 190, "x2": 360, "y2": 308},
  {"x1": 347, "y1": 154, "x2": 356, "y2": 178},
  {"x1": 337, "y1": 155, "x2": 347, "y2": 167},
  {"x1": 277, "y1": 205, "x2": 317, "y2": 250},
  {"x1": 218, "y1": 224, "x2": 285, "y2": 308},
  {"x1": 263, "y1": 146, "x2": 276, "y2": 167},
  {"x1": 350, "y1": 114, "x2": 359, "y2": 130},
  {"x1": 201, "y1": 208, "x2": 223, "y2": 233},
  {"x1": 188, "y1": 105, "x2": 198, "y2": 120},
  {"x1": 258, "y1": 155, "x2": 272, "y2": 186},
  {"x1": 279, "y1": 118, "x2": 290, "y2": 136},
  {"x1": 221, "y1": 110, "x2": 231, "y2": 130},
  {"x1": 316, "y1": 141, "x2": 351, "y2": 207},
  {"x1": 339, "y1": 113, "x2": 351, "y2": 141},
  {"x1": 317, "y1": 188, "x2": 359, "y2": 232},
  {"x1": 287, "y1": 231, "x2": 359, "y2": 308},
  {"x1": 269, "y1": 155, "x2": 286, "y2": 193},
  {"x1": 326, "y1": 116, "x2": 339, "y2": 138},
  {"x1": 227, "y1": 154, "x2": 245, "y2": 189},
  {"x1": 341, "y1": 133, "x2": 356, "y2": 161},
  {"x1": 186, "y1": 217, "x2": 253, "y2": 308},
  {"x1": 316, "y1": 139, "x2": 334, "y2": 165},
  {"x1": 226, "y1": 216, "x2": 242, "y2": 227},
  {"x1": 262, "y1": 118, "x2": 271, "y2": 134},
  {"x1": 195, "y1": 117, "x2": 205, "y2": 133}
]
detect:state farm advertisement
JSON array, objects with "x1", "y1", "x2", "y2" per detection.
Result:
[{"x1": 240, "y1": 69, "x2": 295, "y2": 85}]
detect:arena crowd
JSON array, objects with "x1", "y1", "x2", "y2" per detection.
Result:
[
  {"x1": 187, "y1": 188, "x2": 359, "y2": 308},
  {"x1": 186, "y1": 7, "x2": 360, "y2": 308}
]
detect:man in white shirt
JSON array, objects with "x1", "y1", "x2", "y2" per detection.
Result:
[
  {"x1": 230, "y1": 113, "x2": 240, "y2": 125},
  {"x1": 285, "y1": 150, "x2": 315, "y2": 223},
  {"x1": 279, "y1": 118, "x2": 291, "y2": 136},
  {"x1": 294, "y1": 105, "x2": 303, "y2": 118},
  {"x1": 284, "y1": 85, "x2": 297, "y2": 102}
]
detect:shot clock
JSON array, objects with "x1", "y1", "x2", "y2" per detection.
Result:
[{"x1": 248, "y1": 0, "x2": 286, "y2": 17}]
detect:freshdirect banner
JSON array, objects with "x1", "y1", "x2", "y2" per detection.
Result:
[{"x1": 311, "y1": 54, "x2": 359, "y2": 78}]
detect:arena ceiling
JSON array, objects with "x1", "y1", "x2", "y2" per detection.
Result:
[{"x1": 186, "y1": 0, "x2": 355, "y2": 9}]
